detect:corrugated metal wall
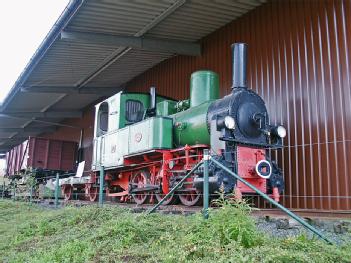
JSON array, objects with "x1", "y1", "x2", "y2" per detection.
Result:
[{"x1": 127, "y1": 0, "x2": 351, "y2": 210}]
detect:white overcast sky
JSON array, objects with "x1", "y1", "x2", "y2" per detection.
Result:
[{"x1": 0, "y1": 0, "x2": 69, "y2": 103}]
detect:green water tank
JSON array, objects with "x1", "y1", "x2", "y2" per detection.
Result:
[{"x1": 190, "y1": 70, "x2": 220, "y2": 107}]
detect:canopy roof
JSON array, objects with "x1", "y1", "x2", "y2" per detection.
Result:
[{"x1": 0, "y1": 0, "x2": 264, "y2": 152}]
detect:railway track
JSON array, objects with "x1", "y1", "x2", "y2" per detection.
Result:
[
  {"x1": 30, "y1": 199, "x2": 351, "y2": 219},
  {"x1": 65, "y1": 200, "x2": 202, "y2": 215}
]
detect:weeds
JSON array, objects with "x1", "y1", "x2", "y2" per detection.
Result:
[{"x1": 0, "y1": 200, "x2": 350, "y2": 263}]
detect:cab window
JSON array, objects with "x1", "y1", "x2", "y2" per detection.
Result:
[
  {"x1": 125, "y1": 100, "x2": 144, "y2": 124},
  {"x1": 97, "y1": 102, "x2": 109, "y2": 136}
]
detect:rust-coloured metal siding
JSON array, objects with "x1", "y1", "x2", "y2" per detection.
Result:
[
  {"x1": 6, "y1": 137, "x2": 78, "y2": 175},
  {"x1": 6, "y1": 141, "x2": 28, "y2": 177},
  {"x1": 127, "y1": 0, "x2": 351, "y2": 210}
]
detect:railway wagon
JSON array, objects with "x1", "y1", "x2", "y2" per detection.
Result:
[{"x1": 6, "y1": 137, "x2": 78, "y2": 179}]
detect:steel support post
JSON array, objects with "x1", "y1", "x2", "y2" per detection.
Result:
[
  {"x1": 210, "y1": 158, "x2": 334, "y2": 245},
  {"x1": 147, "y1": 161, "x2": 203, "y2": 214},
  {"x1": 203, "y1": 149, "x2": 209, "y2": 219},
  {"x1": 54, "y1": 173, "x2": 60, "y2": 208},
  {"x1": 99, "y1": 166, "x2": 104, "y2": 207}
]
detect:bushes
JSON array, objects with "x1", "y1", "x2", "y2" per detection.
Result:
[
  {"x1": 207, "y1": 198, "x2": 263, "y2": 248},
  {"x1": 0, "y1": 200, "x2": 350, "y2": 263}
]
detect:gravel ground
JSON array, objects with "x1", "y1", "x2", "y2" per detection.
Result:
[{"x1": 255, "y1": 216, "x2": 351, "y2": 245}]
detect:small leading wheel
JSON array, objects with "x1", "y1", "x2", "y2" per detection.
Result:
[
  {"x1": 179, "y1": 177, "x2": 201, "y2": 206},
  {"x1": 61, "y1": 185, "x2": 72, "y2": 201},
  {"x1": 85, "y1": 184, "x2": 98, "y2": 202},
  {"x1": 154, "y1": 174, "x2": 178, "y2": 205},
  {"x1": 130, "y1": 170, "x2": 150, "y2": 205}
]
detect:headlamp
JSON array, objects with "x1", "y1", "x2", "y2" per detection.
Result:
[
  {"x1": 224, "y1": 116, "x2": 235, "y2": 130},
  {"x1": 275, "y1": 125, "x2": 286, "y2": 138}
]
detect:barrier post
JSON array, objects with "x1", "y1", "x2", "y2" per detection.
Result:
[
  {"x1": 203, "y1": 149, "x2": 209, "y2": 219},
  {"x1": 30, "y1": 185, "x2": 33, "y2": 204},
  {"x1": 13, "y1": 181, "x2": 16, "y2": 201},
  {"x1": 99, "y1": 166, "x2": 104, "y2": 207},
  {"x1": 2, "y1": 181, "x2": 5, "y2": 199},
  {"x1": 54, "y1": 173, "x2": 60, "y2": 208}
]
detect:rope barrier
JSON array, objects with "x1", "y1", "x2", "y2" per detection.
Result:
[{"x1": 2, "y1": 152, "x2": 351, "y2": 202}]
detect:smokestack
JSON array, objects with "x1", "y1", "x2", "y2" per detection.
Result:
[{"x1": 231, "y1": 43, "x2": 248, "y2": 89}]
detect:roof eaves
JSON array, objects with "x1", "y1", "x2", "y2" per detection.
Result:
[{"x1": 0, "y1": 0, "x2": 84, "y2": 112}]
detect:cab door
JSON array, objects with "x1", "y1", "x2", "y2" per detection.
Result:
[
  {"x1": 92, "y1": 101, "x2": 109, "y2": 170},
  {"x1": 102, "y1": 96, "x2": 121, "y2": 167}
]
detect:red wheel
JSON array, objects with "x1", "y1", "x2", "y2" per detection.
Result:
[
  {"x1": 179, "y1": 177, "x2": 201, "y2": 206},
  {"x1": 85, "y1": 184, "x2": 98, "y2": 202},
  {"x1": 155, "y1": 175, "x2": 178, "y2": 205},
  {"x1": 61, "y1": 185, "x2": 72, "y2": 201},
  {"x1": 130, "y1": 170, "x2": 150, "y2": 205}
]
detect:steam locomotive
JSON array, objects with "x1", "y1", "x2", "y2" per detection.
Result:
[{"x1": 61, "y1": 43, "x2": 286, "y2": 206}]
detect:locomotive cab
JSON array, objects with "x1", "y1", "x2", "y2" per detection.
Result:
[
  {"x1": 93, "y1": 92, "x2": 148, "y2": 169},
  {"x1": 92, "y1": 91, "x2": 176, "y2": 170}
]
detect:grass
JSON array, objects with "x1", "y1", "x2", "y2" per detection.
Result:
[{"x1": 0, "y1": 199, "x2": 350, "y2": 263}]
